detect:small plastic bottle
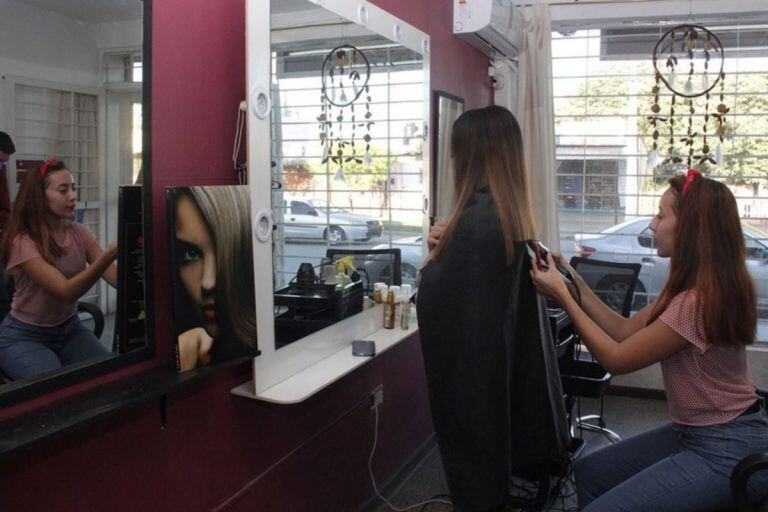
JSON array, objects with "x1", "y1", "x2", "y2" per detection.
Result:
[
  {"x1": 383, "y1": 288, "x2": 395, "y2": 329},
  {"x1": 373, "y1": 282, "x2": 386, "y2": 303},
  {"x1": 400, "y1": 284, "x2": 412, "y2": 330},
  {"x1": 389, "y1": 286, "x2": 401, "y2": 327}
]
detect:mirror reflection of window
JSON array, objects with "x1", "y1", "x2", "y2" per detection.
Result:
[{"x1": 269, "y1": 0, "x2": 427, "y2": 348}]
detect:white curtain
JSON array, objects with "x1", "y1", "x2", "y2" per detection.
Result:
[{"x1": 515, "y1": 4, "x2": 560, "y2": 250}]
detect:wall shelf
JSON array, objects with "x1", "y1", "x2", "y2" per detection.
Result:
[{"x1": 232, "y1": 318, "x2": 419, "y2": 404}]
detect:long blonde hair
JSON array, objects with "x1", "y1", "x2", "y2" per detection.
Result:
[
  {"x1": 187, "y1": 186, "x2": 257, "y2": 348},
  {"x1": 432, "y1": 106, "x2": 537, "y2": 264}
]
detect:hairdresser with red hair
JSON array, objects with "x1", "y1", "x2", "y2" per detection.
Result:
[
  {"x1": 0, "y1": 158, "x2": 117, "y2": 380},
  {"x1": 532, "y1": 170, "x2": 768, "y2": 511}
]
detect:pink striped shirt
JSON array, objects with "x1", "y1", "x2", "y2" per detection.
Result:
[{"x1": 659, "y1": 290, "x2": 757, "y2": 426}]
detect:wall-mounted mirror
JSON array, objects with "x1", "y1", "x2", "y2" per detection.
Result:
[
  {"x1": 0, "y1": 0, "x2": 152, "y2": 406},
  {"x1": 245, "y1": 0, "x2": 429, "y2": 394},
  {"x1": 270, "y1": 0, "x2": 427, "y2": 348},
  {"x1": 433, "y1": 91, "x2": 465, "y2": 222}
]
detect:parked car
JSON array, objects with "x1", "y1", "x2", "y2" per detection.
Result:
[
  {"x1": 281, "y1": 198, "x2": 383, "y2": 244},
  {"x1": 573, "y1": 217, "x2": 768, "y2": 314},
  {"x1": 368, "y1": 236, "x2": 424, "y2": 286}
]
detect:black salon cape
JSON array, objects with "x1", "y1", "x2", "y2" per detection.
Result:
[{"x1": 417, "y1": 191, "x2": 570, "y2": 512}]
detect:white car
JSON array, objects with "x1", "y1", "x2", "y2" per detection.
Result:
[
  {"x1": 574, "y1": 217, "x2": 768, "y2": 313},
  {"x1": 281, "y1": 198, "x2": 383, "y2": 244}
]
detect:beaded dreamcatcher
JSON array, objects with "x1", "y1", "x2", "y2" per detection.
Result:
[
  {"x1": 648, "y1": 24, "x2": 728, "y2": 170},
  {"x1": 317, "y1": 44, "x2": 373, "y2": 182}
]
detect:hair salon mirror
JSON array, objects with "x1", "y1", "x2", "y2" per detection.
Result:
[
  {"x1": 0, "y1": 0, "x2": 153, "y2": 406},
  {"x1": 433, "y1": 91, "x2": 465, "y2": 222},
  {"x1": 246, "y1": 0, "x2": 429, "y2": 393}
]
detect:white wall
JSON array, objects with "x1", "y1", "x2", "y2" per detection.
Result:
[
  {"x1": 98, "y1": 19, "x2": 142, "y2": 50},
  {"x1": 0, "y1": 0, "x2": 100, "y2": 87}
]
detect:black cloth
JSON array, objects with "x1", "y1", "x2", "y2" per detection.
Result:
[{"x1": 417, "y1": 191, "x2": 570, "y2": 512}]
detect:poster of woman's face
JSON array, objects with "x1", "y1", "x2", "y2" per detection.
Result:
[{"x1": 167, "y1": 186, "x2": 258, "y2": 372}]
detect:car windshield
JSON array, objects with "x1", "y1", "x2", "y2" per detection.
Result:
[
  {"x1": 315, "y1": 206, "x2": 344, "y2": 214},
  {"x1": 306, "y1": 199, "x2": 344, "y2": 214}
]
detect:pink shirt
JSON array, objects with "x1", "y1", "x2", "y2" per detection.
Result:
[
  {"x1": 659, "y1": 290, "x2": 758, "y2": 426},
  {"x1": 7, "y1": 223, "x2": 97, "y2": 326}
]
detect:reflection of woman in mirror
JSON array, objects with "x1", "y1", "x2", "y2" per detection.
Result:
[
  {"x1": 171, "y1": 186, "x2": 257, "y2": 371},
  {"x1": 0, "y1": 158, "x2": 117, "y2": 380}
]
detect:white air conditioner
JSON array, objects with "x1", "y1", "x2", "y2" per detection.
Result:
[{"x1": 453, "y1": 0, "x2": 525, "y2": 59}]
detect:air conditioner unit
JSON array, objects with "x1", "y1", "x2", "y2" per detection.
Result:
[{"x1": 453, "y1": 0, "x2": 525, "y2": 59}]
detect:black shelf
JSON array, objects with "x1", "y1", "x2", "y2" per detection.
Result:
[{"x1": 0, "y1": 356, "x2": 252, "y2": 462}]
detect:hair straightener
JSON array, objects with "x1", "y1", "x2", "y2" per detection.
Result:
[{"x1": 526, "y1": 240, "x2": 574, "y2": 283}]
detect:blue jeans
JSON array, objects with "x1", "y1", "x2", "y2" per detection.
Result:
[
  {"x1": 575, "y1": 405, "x2": 768, "y2": 511},
  {"x1": 0, "y1": 314, "x2": 108, "y2": 380}
]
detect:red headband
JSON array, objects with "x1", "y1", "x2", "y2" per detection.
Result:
[
  {"x1": 681, "y1": 169, "x2": 702, "y2": 198},
  {"x1": 38, "y1": 157, "x2": 59, "y2": 178}
]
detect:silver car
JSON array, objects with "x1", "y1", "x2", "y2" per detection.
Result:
[
  {"x1": 282, "y1": 198, "x2": 383, "y2": 244},
  {"x1": 573, "y1": 217, "x2": 768, "y2": 313}
]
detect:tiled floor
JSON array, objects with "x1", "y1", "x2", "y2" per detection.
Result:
[{"x1": 364, "y1": 394, "x2": 669, "y2": 512}]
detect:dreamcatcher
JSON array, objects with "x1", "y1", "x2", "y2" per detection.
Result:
[
  {"x1": 317, "y1": 44, "x2": 373, "y2": 182},
  {"x1": 648, "y1": 24, "x2": 728, "y2": 171}
]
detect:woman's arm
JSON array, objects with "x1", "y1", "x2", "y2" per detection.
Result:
[
  {"x1": 86, "y1": 241, "x2": 118, "y2": 288},
  {"x1": 554, "y1": 252, "x2": 652, "y2": 341},
  {"x1": 534, "y1": 253, "x2": 688, "y2": 375},
  {"x1": 20, "y1": 241, "x2": 118, "y2": 303}
]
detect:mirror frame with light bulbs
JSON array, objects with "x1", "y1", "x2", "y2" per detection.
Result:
[{"x1": 242, "y1": 0, "x2": 430, "y2": 399}]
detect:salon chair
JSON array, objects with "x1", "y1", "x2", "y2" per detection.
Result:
[
  {"x1": 561, "y1": 257, "x2": 642, "y2": 443},
  {"x1": 730, "y1": 388, "x2": 768, "y2": 512},
  {"x1": 0, "y1": 274, "x2": 105, "y2": 383}
]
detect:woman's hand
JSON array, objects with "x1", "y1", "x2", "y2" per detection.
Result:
[
  {"x1": 427, "y1": 221, "x2": 447, "y2": 251},
  {"x1": 102, "y1": 241, "x2": 118, "y2": 263},
  {"x1": 177, "y1": 327, "x2": 214, "y2": 371},
  {"x1": 423, "y1": 221, "x2": 447, "y2": 266},
  {"x1": 530, "y1": 252, "x2": 570, "y2": 303},
  {"x1": 551, "y1": 251, "x2": 582, "y2": 284}
]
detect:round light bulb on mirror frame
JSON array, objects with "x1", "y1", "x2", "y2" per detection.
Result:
[
  {"x1": 393, "y1": 23, "x2": 403, "y2": 42},
  {"x1": 357, "y1": 5, "x2": 369, "y2": 26}
]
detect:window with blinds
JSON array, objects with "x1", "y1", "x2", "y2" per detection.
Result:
[
  {"x1": 552, "y1": 22, "x2": 768, "y2": 340},
  {"x1": 270, "y1": 38, "x2": 425, "y2": 289}
]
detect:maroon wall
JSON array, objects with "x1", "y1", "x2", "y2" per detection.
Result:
[{"x1": 0, "y1": 1, "x2": 490, "y2": 510}]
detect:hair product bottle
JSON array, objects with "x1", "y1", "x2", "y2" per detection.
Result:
[
  {"x1": 390, "y1": 285, "x2": 401, "y2": 328},
  {"x1": 400, "y1": 284, "x2": 412, "y2": 330},
  {"x1": 383, "y1": 287, "x2": 395, "y2": 329}
]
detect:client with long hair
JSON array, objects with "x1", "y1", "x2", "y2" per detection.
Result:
[{"x1": 418, "y1": 106, "x2": 570, "y2": 512}]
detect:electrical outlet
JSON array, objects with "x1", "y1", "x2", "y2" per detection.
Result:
[{"x1": 371, "y1": 385, "x2": 384, "y2": 409}]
